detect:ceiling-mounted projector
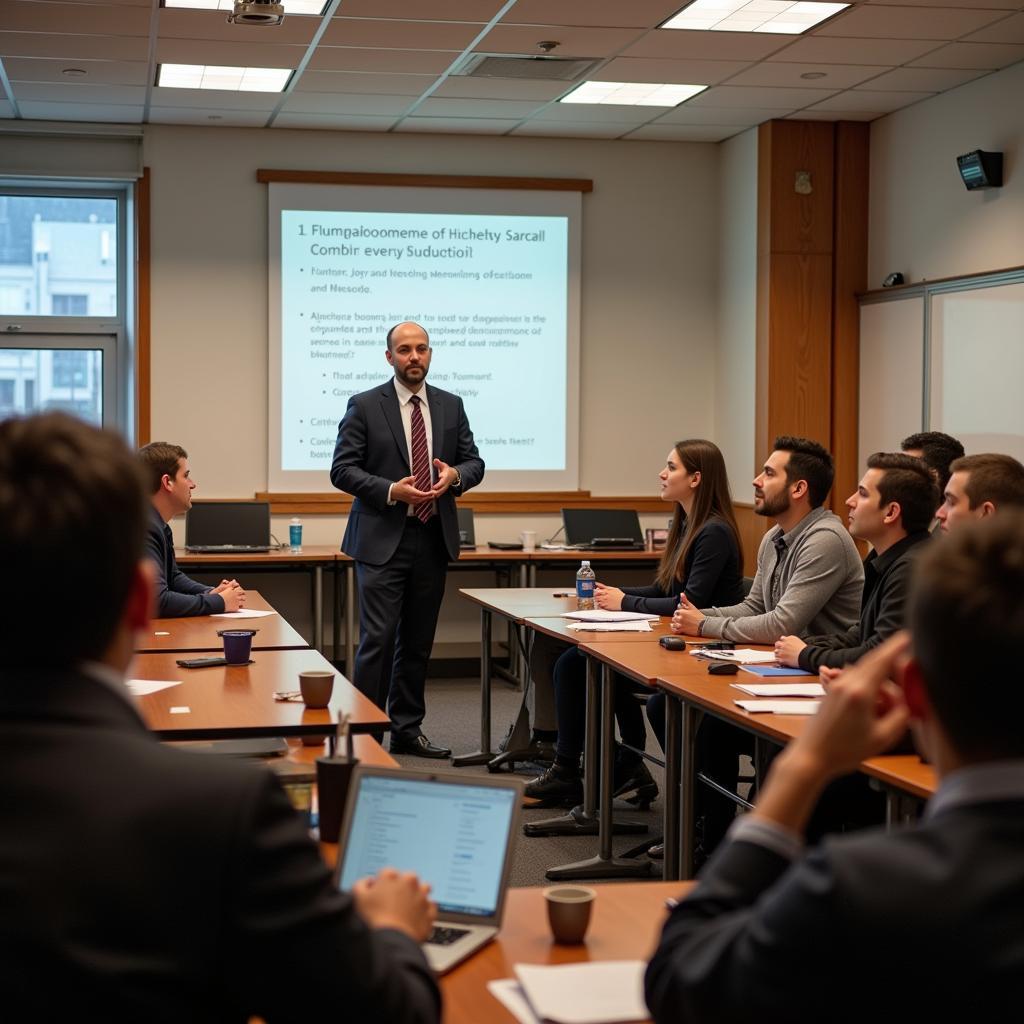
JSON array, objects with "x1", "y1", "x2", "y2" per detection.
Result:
[{"x1": 227, "y1": 0, "x2": 285, "y2": 26}]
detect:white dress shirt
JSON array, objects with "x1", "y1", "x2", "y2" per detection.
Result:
[{"x1": 388, "y1": 377, "x2": 434, "y2": 514}]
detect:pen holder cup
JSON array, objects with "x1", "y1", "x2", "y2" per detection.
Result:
[
  {"x1": 218, "y1": 629, "x2": 258, "y2": 665},
  {"x1": 316, "y1": 757, "x2": 360, "y2": 842}
]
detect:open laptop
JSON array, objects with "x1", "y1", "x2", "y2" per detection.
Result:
[
  {"x1": 562, "y1": 508, "x2": 645, "y2": 550},
  {"x1": 335, "y1": 766, "x2": 523, "y2": 974},
  {"x1": 456, "y1": 506, "x2": 477, "y2": 550},
  {"x1": 185, "y1": 501, "x2": 272, "y2": 553}
]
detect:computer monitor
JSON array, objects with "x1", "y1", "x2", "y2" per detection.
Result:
[
  {"x1": 184, "y1": 501, "x2": 272, "y2": 552},
  {"x1": 561, "y1": 508, "x2": 644, "y2": 549},
  {"x1": 457, "y1": 506, "x2": 476, "y2": 549}
]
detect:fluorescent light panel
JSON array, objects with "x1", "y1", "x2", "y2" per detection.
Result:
[
  {"x1": 560, "y1": 81, "x2": 707, "y2": 106},
  {"x1": 163, "y1": 0, "x2": 326, "y2": 13},
  {"x1": 157, "y1": 63, "x2": 293, "y2": 91},
  {"x1": 662, "y1": 0, "x2": 848, "y2": 34}
]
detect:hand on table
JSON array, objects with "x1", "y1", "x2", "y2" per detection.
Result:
[
  {"x1": 670, "y1": 595, "x2": 705, "y2": 635},
  {"x1": 819, "y1": 666, "x2": 842, "y2": 690},
  {"x1": 353, "y1": 868, "x2": 436, "y2": 942},
  {"x1": 213, "y1": 580, "x2": 245, "y2": 612},
  {"x1": 594, "y1": 583, "x2": 624, "y2": 610},
  {"x1": 774, "y1": 635, "x2": 806, "y2": 667},
  {"x1": 391, "y1": 475, "x2": 434, "y2": 506}
]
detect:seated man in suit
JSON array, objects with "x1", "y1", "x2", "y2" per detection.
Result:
[
  {"x1": 775, "y1": 452, "x2": 937, "y2": 671},
  {"x1": 935, "y1": 452, "x2": 1024, "y2": 532},
  {"x1": 0, "y1": 414, "x2": 440, "y2": 1023},
  {"x1": 646, "y1": 513, "x2": 1024, "y2": 1021},
  {"x1": 138, "y1": 440, "x2": 246, "y2": 616}
]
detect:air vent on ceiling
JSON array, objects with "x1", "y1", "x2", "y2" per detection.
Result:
[{"x1": 455, "y1": 54, "x2": 601, "y2": 82}]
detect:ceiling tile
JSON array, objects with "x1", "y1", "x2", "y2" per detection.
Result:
[
  {"x1": 510, "y1": 119, "x2": 632, "y2": 138},
  {"x1": 321, "y1": 18, "x2": 481, "y2": 49},
  {"x1": 158, "y1": 8, "x2": 319, "y2": 45},
  {"x1": 11, "y1": 81, "x2": 147, "y2": 105},
  {"x1": 786, "y1": 107, "x2": 878, "y2": 121},
  {"x1": 854, "y1": 66, "x2": 989, "y2": 90},
  {"x1": 688, "y1": 85, "x2": 837, "y2": 107},
  {"x1": 723, "y1": 61, "x2": 887, "y2": 89},
  {"x1": 530, "y1": 102, "x2": 663, "y2": 123},
  {"x1": 281, "y1": 91, "x2": 416, "y2": 115},
  {"x1": 653, "y1": 102, "x2": 800, "y2": 125},
  {"x1": 415, "y1": 95, "x2": 544, "y2": 116},
  {"x1": 334, "y1": 0, "x2": 506, "y2": 20},
  {"x1": 294, "y1": 71, "x2": 438, "y2": 94},
  {"x1": 501, "y1": 0, "x2": 686, "y2": 29},
  {"x1": 0, "y1": 2, "x2": 151, "y2": 36},
  {"x1": 864, "y1": 0, "x2": 1019, "y2": 7},
  {"x1": 149, "y1": 88, "x2": 281, "y2": 111},
  {"x1": 0, "y1": 30, "x2": 149, "y2": 61},
  {"x1": 808, "y1": 88, "x2": 934, "y2": 112},
  {"x1": 155, "y1": 38, "x2": 309, "y2": 67},
  {"x1": 432, "y1": 75, "x2": 569, "y2": 100},
  {"x1": 622, "y1": 29, "x2": 794, "y2": 61},
  {"x1": 964, "y1": 12, "x2": 1024, "y2": 44},
  {"x1": 765, "y1": 36, "x2": 944, "y2": 65},
  {"x1": 600, "y1": 56, "x2": 753, "y2": 85},
  {"x1": 147, "y1": 107, "x2": 271, "y2": 126},
  {"x1": 816, "y1": 5, "x2": 1008, "y2": 40},
  {"x1": 908, "y1": 39, "x2": 1024, "y2": 67},
  {"x1": 308, "y1": 47, "x2": 458, "y2": 74},
  {"x1": 18, "y1": 99, "x2": 144, "y2": 121},
  {"x1": 272, "y1": 112, "x2": 401, "y2": 130},
  {"x1": 394, "y1": 115, "x2": 517, "y2": 133},
  {"x1": 474, "y1": 23, "x2": 646, "y2": 58},
  {"x1": 1, "y1": 57, "x2": 151, "y2": 86},
  {"x1": 623, "y1": 122, "x2": 741, "y2": 142}
]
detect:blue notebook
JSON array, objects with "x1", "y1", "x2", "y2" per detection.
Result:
[{"x1": 739, "y1": 665, "x2": 816, "y2": 677}]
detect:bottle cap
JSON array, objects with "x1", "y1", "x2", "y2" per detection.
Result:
[{"x1": 581, "y1": 560, "x2": 590, "y2": 566}]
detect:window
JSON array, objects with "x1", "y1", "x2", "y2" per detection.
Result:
[
  {"x1": 51, "y1": 294, "x2": 89, "y2": 316},
  {"x1": 0, "y1": 346, "x2": 105, "y2": 426}
]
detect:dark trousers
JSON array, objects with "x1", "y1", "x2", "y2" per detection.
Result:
[
  {"x1": 353, "y1": 516, "x2": 448, "y2": 740},
  {"x1": 553, "y1": 646, "x2": 647, "y2": 764}
]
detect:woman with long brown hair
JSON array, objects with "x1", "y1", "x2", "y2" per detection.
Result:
[{"x1": 525, "y1": 439, "x2": 745, "y2": 809}]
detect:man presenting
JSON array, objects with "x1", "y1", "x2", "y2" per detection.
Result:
[
  {"x1": 138, "y1": 441, "x2": 245, "y2": 617},
  {"x1": 331, "y1": 322, "x2": 484, "y2": 758}
]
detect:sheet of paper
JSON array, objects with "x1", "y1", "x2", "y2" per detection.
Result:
[
  {"x1": 210, "y1": 608, "x2": 276, "y2": 619},
  {"x1": 735, "y1": 699, "x2": 821, "y2": 715},
  {"x1": 560, "y1": 610, "x2": 660, "y2": 622},
  {"x1": 732, "y1": 682, "x2": 826, "y2": 697},
  {"x1": 514, "y1": 961, "x2": 648, "y2": 1024},
  {"x1": 691, "y1": 648, "x2": 776, "y2": 664},
  {"x1": 565, "y1": 620, "x2": 653, "y2": 633},
  {"x1": 169, "y1": 706, "x2": 191, "y2": 714},
  {"x1": 738, "y1": 665, "x2": 819, "y2": 678},
  {"x1": 488, "y1": 980, "x2": 541, "y2": 1024},
  {"x1": 127, "y1": 679, "x2": 181, "y2": 697}
]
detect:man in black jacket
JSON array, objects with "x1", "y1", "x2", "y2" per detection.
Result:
[
  {"x1": 0, "y1": 413, "x2": 440, "y2": 1024},
  {"x1": 645, "y1": 513, "x2": 1024, "y2": 1022},
  {"x1": 775, "y1": 452, "x2": 937, "y2": 671}
]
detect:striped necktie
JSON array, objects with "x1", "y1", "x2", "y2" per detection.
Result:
[{"x1": 409, "y1": 394, "x2": 434, "y2": 523}]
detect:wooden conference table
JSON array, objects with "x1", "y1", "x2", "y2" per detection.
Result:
[{"x1": 137, "y1": 590, "x2": 309, "y2": 653}]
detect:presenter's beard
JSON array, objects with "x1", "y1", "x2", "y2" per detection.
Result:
[{"x1": 396, "y1": 365, "x2": 428, "y2": 389}]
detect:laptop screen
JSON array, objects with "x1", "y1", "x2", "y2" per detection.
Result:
[
  {"x1": 337, "y1": 773, "x2": 518, "y2": 918},
  {"x1": 185, "y1": 501, "x2": 271, "y2": 548},
  {"x1": 562, "y1": 508, "x2": 644, "y2": 546}
]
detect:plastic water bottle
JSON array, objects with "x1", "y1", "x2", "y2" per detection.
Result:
[
  {"x1": 576, "y1": 560, "x2": 596, "y2": 610},
  {"x1": 289, "y1": 516, "x2": 303, "y2": 552}
]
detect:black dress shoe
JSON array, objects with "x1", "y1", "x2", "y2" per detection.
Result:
[
  {"x1": 613, "y1": 759, "x2": 659, "y2": 810},
  {"x1": 647, "y1": 842, "x2": 665, "y2": 860},
  {"x1": 390, "y1": 734, "x2": 451, "y2": 759},
  {"x1": 523, "y1": 764, "x2": 583, "y2": 808}
]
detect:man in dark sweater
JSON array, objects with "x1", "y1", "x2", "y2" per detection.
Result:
[
  {"x1": 138, "y1": 441, "x2": 246, "y2": 617},
  {"x1": 775, "y1": 452, "x2": 937, "y2": 672}
]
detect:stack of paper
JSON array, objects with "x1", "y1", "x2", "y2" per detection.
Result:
[
  {"x1": 560, "y1": 610, "x2": 660, "y2": 623},
  {"x1": 732, "y1": 682, "x2": 826, "y2": 698},
  {"x1": 690, "y1": 648, "x2": 776, "y2": 664},
  {"x1": 734, "y1": 699, "x2": 821, "y2": 715},
  {"x1": 565, "y1": 620, "x2": 653, "y2": 633},
  {"x1": 488, "y1": 961, "x2": 648, "y2": 1024},
  {"x1": 127, "y1": 679, "x2": 181, "y2": 697},
  {"x1": 211, "y1": 608, "x2": 276, "y2": 619}
]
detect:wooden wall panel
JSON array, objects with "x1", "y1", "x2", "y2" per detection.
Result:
[
  {"x1": 734, "y1": 502, "x2": 767, "y2": 578},
  {"x1": 767, "y1": 121, "x2": 835, "y2": 255}
]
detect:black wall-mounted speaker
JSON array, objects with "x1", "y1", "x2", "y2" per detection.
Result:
[{"x1": 957, "y1": 150, "x2": 1003, "y2": 191}]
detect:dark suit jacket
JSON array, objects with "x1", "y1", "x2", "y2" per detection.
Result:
[
  {"x1": 144, "y1": 506, "x2": 225, "y2": 617},
  {"x1": 0, "y1": 668, "x2": 440, "y2": 1024},
  {"x1": 645, "y1": 799, "x2": 1024, "y2": 1022},
  {"x1": 330, "y1": 380, "x2": 484, "y2": 564}
]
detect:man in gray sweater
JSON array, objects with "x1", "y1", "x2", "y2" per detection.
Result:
[{"x1": 673, "y1": 436, "x2": 863, "y2": 643}]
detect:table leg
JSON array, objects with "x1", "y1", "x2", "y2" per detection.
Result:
[
  {"x1": 541, "y1": 662, "x2": 652, "y2": 880},
  {"x1": 663, "y1": 694, "x2": 682, "y2": 881},
  {"x1": 332, "y1": 562, "x2": 341, "y2": 665},
  {"x1": 451, "y1": 608, "x2": 497, "y2": 766},
  {"x1": 313, "y1": 565, "x2": 323, "y2": 653},
  {"x1": 680, "y1": 704, "x2": 698, "y2": 878},
  {"x1": 345, "y1": 564, "x2": 356, "y2": 676}
]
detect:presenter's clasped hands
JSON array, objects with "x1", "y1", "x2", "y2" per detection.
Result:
[
  {"x1": 352, "y1": 867, "x2": 437, "y2": 942},
  {"x1": 429, "y1": 457, "x2": 460, "y2": 498},
  {"x1": 594, "y1": 583, "x2": 625, "y2": 610},
  {"x1": 671, "y1": 595, "x2": 705, "y2": 635},
  {"x1": 391, "y1": 475, "x2": 434, "y2": 506}
]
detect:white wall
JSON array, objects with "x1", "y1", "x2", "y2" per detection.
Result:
[
  {"x1": 869, "y1": 61, "x2": 1024, "y2": 286},
  {"x1": 714, "y1": 127, "x2": 757, "y2": 498},
  {"x1": 143, "y1": 124, "x2": 722, "y2": 539}
]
